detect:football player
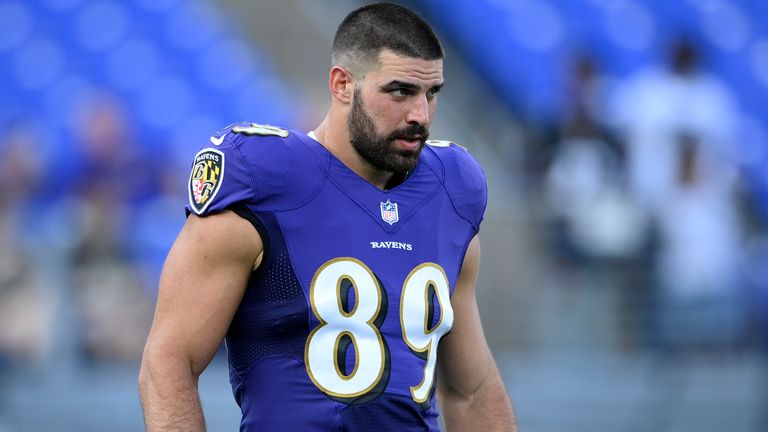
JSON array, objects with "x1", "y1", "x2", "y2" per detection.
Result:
[{"x1": 139, "y1": 3, "x2": 517, "y2": 431}]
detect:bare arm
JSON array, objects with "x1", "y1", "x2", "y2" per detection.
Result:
[
  {"x1": 138, "y1": 211, "x2": 263, "y2": 431},
  {"x1": 437, "y1": 236, "x2": 518, "y2": 431}
]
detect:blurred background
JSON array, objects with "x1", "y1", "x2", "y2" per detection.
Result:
[{"x1": 1, "y1": 0, "x2": 767, "y2": 430}]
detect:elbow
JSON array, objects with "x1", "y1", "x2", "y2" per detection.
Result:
[
  {"x1": 138, "y1": 347, "x2": 156, "y2": 402},
  {"x1": 438, "y1": 364, "x2": 500, "y2": 411},
  {"x1": 138, "y1": 341, "x2": 200, "y2": 392},
  {"x1": 437, "y1": 378, "x2": 477, "y2": 417},
  {"x1": 137, "y1": 342, "x2": 174, "y2": 398}
]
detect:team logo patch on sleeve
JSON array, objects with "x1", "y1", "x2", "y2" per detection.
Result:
[{"x1": 188, "y1": 148, "x2": 225, "y2": 214}]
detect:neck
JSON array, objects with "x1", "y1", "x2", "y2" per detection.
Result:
[{"x1": 312, "y1": 113, "x2": 394, "y2": 190}]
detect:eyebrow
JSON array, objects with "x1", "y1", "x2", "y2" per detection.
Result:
[{"x1": 380, "y1": 80, "x2": 444, "y2": 93}]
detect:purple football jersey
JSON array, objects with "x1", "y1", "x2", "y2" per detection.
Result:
[{"x1": 185, "y1": 122, "x2": 487, "y2": 431}]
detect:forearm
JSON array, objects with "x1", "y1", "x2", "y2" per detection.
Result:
[
  {"x1": 139, "y1": 353, "x2": 206, "y2": 432},
  {"x1": 439, "y1": 369, "x2": 518, "y2": 432}
]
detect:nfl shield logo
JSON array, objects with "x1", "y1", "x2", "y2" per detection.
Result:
[{"x1": 380, "y1": 200, "x2": 399, "y2": 225}]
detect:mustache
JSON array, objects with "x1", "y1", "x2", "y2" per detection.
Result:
[{"x1": 387, "y1": 124, "x2": 429, "y2": 142}]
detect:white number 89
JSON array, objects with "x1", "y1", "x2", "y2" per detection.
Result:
[{"x1": 304, "y1": 258, "x2": 453, "y2": 406}]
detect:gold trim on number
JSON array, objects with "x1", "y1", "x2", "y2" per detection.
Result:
[{"x1": 333, "y1": 331, "x2": 360, "y2": 381}]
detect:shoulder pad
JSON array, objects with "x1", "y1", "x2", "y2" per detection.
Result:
[
  {"x1": 208, "y1": 122, "x2": 291, "y2": 147},
  {"x1": 424, "y1": 141, "x2": 487, "y2": 233},
  {"x1": 426, "y1": 139, "x2": 452, "y2": 148},
  {"x1": 186, "y1": 122, "x2": 324, "y2": 216},
  {"x1": 231, "y1": 123, "x2": 290, "y2": 138}
]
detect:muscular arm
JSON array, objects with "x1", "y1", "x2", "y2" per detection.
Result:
[
  {"x1": 138, "y1": 211, "x2": 263, "y2": 431},
  {"x1": 437, "y1": 236, "x2": 518, "y2": 431}
]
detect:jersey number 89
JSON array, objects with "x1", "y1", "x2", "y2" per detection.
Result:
[{"x1": 304, "y1": 258, "x2": 453, "y2": 406}]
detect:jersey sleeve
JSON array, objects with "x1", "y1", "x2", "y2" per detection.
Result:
[
  {"x1": 185, "y1": 130, "x2": 255, "y2": 216},
  {"x1": 426, "y1": 141, "x2": 488, "y2": 233},
  {"x1": 185, "y1": 122, "x2": 326, "y2": 217}
]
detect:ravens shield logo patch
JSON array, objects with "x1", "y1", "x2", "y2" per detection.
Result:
[{"x1": 188, "y1": 148, "x2": 225, "y2": 214}]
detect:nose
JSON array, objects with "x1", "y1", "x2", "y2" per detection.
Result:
[{"x1": 406, "y1": 95, "x2": 430, "y2": 126}]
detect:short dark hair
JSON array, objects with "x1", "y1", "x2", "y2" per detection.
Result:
[{"x1": 332, "y1": 3, "x2": 444, "y2": 74}]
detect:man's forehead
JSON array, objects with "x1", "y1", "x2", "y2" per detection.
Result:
[{"x1": 370, "y1": 49, "x2": 444, "y2": 85}]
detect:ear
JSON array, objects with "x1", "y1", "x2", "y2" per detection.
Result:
[{"x1": 329, "y1": 66, "x2": 354, "y2": 104}]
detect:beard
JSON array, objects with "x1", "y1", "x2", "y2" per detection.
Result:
[{"x1": 347, "y1": 87, "x2": 429, "y2": 177}]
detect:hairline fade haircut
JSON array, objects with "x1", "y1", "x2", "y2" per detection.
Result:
[{"x1": 331, "y1": 2, "x2": 444, "y2": 76}]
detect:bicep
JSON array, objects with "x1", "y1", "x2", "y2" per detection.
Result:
[
  {"x1": 437, "y1": 236, "x2": 496, "y2": 397},
  {"x1": 144, "y1": 210, "x2": 263, "y2": 376}
]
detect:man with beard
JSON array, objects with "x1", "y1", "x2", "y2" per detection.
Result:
[{"x1": 139, "y1": 3, "x2": 517, "y2": 431}]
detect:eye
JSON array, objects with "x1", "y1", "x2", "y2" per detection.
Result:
[
  {"x1": 391, "y1": 88, "x2": 412, "y2": 97},
  {"x1": 426, "y1": 87, "x2": 441, "y2": 98}
]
